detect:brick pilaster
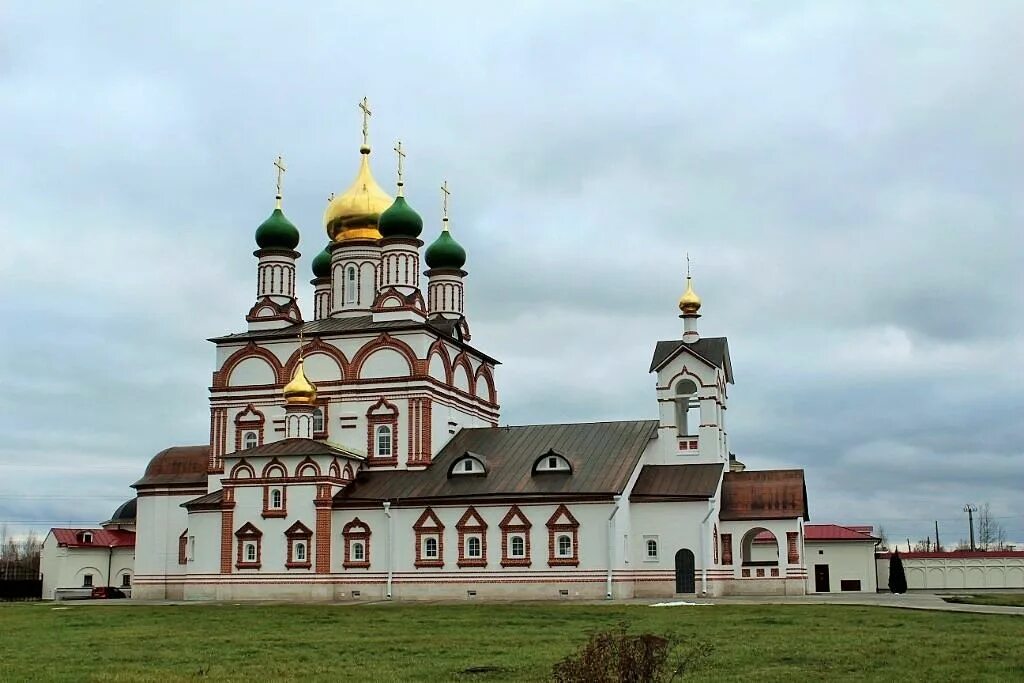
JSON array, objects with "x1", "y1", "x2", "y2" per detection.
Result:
[
  {"x1": 220, "y1": 487, "x2": 236, "y2": 574},
  {"x1": 315, "y1": 484, "x2": 333, "y2": 574}
]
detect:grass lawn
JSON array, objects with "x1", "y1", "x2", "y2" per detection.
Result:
[
  {"x1": 943, "y1": 593, "x2": 1024, "y2": 607},
  {"x1": 1, "y1": 602, "x2": 1022, "y2": 682}
]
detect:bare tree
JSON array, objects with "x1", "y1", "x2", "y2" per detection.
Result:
[
  {"x1": 976, "y1": 503, "x2": 1006, "y2": 550},
  {"x1": 875, "y1": 524, "x2": 889, "y2": 550}
]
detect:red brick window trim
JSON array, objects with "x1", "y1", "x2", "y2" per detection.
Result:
[
  {"x1": 342, "y1": 518, "x2": 371, "y2": 569},
  {"x1": 234, "y1": 522, "x2": 263, "y2": 570},
  {"x1": 546, "y1": 504, "x2": 580, "y2": 567},
  {"x1": 499, "y1": 505, "x2": 532, "y2": 568},
  {"x1": 284, "y1": 521, "x2": 313, "y2": 569},
  {"x1": 413, "y1": 507, "x2": 444, "y2": 568},
  {"x1": 366, "y1": 398, "x2": 399, "y2": 466},
  {"x1": 178, "y1": 530, "x2": 188, "y2": 565},
  {"x1": 786, "y1": 531, "x2": 800, "y2": 565},
  {"x1": 262, "y1": 485, "x2": 287, "y2": 518},
  {"x1": 456, "y1": 507, "x2": 488, "y2": 568},
  {"x1": 721, "y1": 533, "x2": 733, "y2": 566},
  {"x1": 234, "y1": 404, "x2": 266, "y2": 452}
]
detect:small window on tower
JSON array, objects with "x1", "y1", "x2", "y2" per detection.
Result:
[
  {"x1": 312, "y1": 408, "x2": 324, "y2": 434},
  {"x1": 244, "y1": 431, "x2": 258, "y2": 450},
  {"x1": 345, "y1": 266, "x2": 357, "y2": 304}
]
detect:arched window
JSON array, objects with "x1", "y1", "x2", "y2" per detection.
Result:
[
  {"x1": 424, "y1": 536, "x2": 439, "y2": 559},
  {"x1": 312, "y1": 408, "x2": 324, "y2": 434},
  {"x1": 376, "y1": 425, "x2": 392, "y2": 458},
  {"x1": 345, "y1": 266, "x2": 357, "y2": 304},
  {"x1": 467, "y1": 536, "x2": 482, "y2": 558},
  {"x1": 674, "y1": 379, "x2": 700, "y2": 437},
  {"x1": 510, "y1": 535, "x2": 525, "y2": 558},
  {"x1": 294, "y1": 542, "x2": 306, "y2": 562},
  {"x1": 243, "y1": 431, "x2": 258, "y2": 450},
  {"x1": 245, "y1": 543, "x2": 257, "y2": 563},
  {"x1": 557, "y1": 534, "x2": 573, "y2": 558},
  {"x1": 270, "y1": 488, "x2": 283, "y2": 509},
  {"x1": 351, "y1": 541, "x2": 365, "y2": 562},
  {"x1": 646, "y1": 538, "x2": 659, "y2": 560}
]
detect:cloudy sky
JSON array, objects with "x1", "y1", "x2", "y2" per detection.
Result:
[{"x1": 1, "y1": 2, "x2": 1021, "y2": 547}]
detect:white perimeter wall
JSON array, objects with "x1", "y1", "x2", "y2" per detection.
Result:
[{"x1": 877, "y1": 554, "x2": 1024, "y2": 591}]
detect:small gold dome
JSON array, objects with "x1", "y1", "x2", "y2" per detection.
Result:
[
  {"x1": 323, "y1": 148, "x2": 394, "y2": 242},
  {"x1": 283, "y1": 359, "x2": 317, "y2": 405},
  {"x1": 678, "y1": 276, "x2": 702, "y2": 315}
]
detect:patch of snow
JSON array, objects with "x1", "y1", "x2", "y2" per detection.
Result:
[{"x1": 649, "y1": 601, "x2": 710, "y2": 607}]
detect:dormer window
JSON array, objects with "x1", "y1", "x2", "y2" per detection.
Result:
[
  {"x1": 448, "y1": 453, "x2": 486, "y2": 477},
  {"x1": 80, "y1": 532, "x2": 93, "y2": 544},
  {"x1": 532, "y1": 450, "x2": 572, "y2": 474}
]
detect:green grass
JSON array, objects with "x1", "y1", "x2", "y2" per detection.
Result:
[
  {"x1": 1, "y1": 602, "x2": 1022, "y2": 681},
  {"x1": 943, "y1": 593, "x2": 1024, "y2": 607}
]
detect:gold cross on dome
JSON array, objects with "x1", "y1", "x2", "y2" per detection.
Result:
[
  {"x1": 441, "y1": 180, "x2": 451, "y2": 222},
  {"x1": 358, "y1": 96, "x2": 372, "y2": 147},
  {"x1": 686, "y1": 252, "x2": 691, "y2": 278},
  {"x1": 273, "y1": 154, "x2": 287, "y2": 207},
  {"x1": 394, "y1": 140, "x2": 406, "y2": 193}
]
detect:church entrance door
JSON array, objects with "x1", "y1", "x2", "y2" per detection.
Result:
[{"x1": 674, "y1": 549, "x2": 696, "y2": 593}]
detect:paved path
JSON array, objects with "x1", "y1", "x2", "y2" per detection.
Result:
[{"x1": 645, "y1": 592, "x2": 1024, "y2": 616}]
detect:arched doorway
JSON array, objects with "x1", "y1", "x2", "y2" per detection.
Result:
[{"x1": 675, "y1": 548, "x2": 695, "y2": 593}]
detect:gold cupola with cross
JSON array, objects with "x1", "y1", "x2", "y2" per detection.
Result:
[{"x1": 324, "y1": 97, "x2": 394, "y2": 242}]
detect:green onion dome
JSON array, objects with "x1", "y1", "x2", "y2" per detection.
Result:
[
  {"x1": 424, "y1": 228, "x2": 466, "y2": 269},
  {"x1": 378, "y1": 196, "x2": 424, "y2": 238},
  {"x1": 255, "y1": 207, "x2": 300, "y2": 250},
  {"x1": 311, "y1": 245, "x2": 332, "y2": 278}
]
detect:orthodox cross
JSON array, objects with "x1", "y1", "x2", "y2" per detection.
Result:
[
  {"x1": 686, "y1": 252, "x2": 691, "y2": 278},
  {"x1": 394, "y1": 140, "x2": 406, "y2": 194},
  {"x1": 358, "y1": 96, "x2": 372, "y2": 147},
  {"x1": 274, "y1": 154, "x2": 286, "y2": 207},
  {"x1": 441, "y1": 180, "x2": 451, "y2": 225}
]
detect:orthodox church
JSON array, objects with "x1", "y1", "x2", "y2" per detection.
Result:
[{"x1": 127, "y1": 102, "x2": 813, "y2": 601}]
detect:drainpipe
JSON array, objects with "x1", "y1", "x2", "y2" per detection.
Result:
[
  {"x1": 700, "y1": 499, "x2": 716, "y2": 595},
  {"x1": 606, "y1": 495, "x2": 622, "y2": 599},
  {"x1": 383, "y1": 501, "x2": 393, "y2": 600},
  {"x1": 107, "y1": 545, "x2": 113, "y2": 590}
]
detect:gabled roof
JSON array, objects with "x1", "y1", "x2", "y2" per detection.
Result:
[
  {"x1": 335, "y1": 420, "x2": 659, "y2": 507},
  {"x1": 719, "y1": 469, "x2": 808, "y2": 521},
  {"x1": 208, "y1": 315, "x2": 499, "y2": 365},
  {"x1": 630, "y1": 463, "x2": 724, "y2": 502},
  {"x1": 230, "y1": 438, "x2": 364, "y2": 461},
  {"x1": 649, "y1": 337, "x2": 733, "y2": 383},
  {"x1": 132, "y1": 446, "x2": 209, "y2": 488},
  {"x1": 50, "y1": 528, "x2": 135, "y2": 549},
  {"x1": 804, "y1": 524, "x2": 879, "y2": 542}
]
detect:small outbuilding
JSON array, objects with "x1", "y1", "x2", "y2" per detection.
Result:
[{"x1": 803, "y1": 524, "x2": 879, "y2": 593}]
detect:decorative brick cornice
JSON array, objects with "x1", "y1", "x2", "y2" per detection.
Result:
[{"x1": 245, "y1": 296, "x2": 303, "y2": 324}]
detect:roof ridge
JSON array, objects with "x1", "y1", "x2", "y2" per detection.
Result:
[{"x1": 463, "y1": 419, "x2": 659, "y2": 430}]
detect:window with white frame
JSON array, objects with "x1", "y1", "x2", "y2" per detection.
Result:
[
  {"x1": 466, "y1": 535, "x2": 482, "y2": 558},
  {"x1": 294, "y1": 541, "x2": 306, "y2": 562},
  {"x1": 509, "y1": 534, "x2": 526, "y2": 558},
  {"x1": 245, "y1": 542, "x2": 257, "y2": 563},
  {"x1": 674, "y1": 379, "x2": 699, "y2": 437},
  {"x1": 81, "y1": 532, "x2": 93, "y2": 544},
  {"x1": 557, "y1": 534, "x2": 573, "y2": 558},
  {"x1": 345, "y1": 266, "x2": 357, "y2": 304},
  {"x1": 376, "y1": 425, "x2": 392, "y2": 458},
  {"x1": 450, "y1": 455, "x2": 485, "y2": 475},
  {"x1": 351, "y1": 540, "x2": 365, "y2": 562},
  {"x1": 423, "y1": 536, "x2": 439, "y2": 559},
  {"x1": 644, "y1": 536, "x2": 659, "y2": 561},
  {"x1": 312, "y1": 407, "x2": 324, "y2": 434},
  {"x1": 270, "y1": 488, "x2": 283, "y2": 509},
  {"x1": 243, "y1": 431, "x2": 258, "y2": 450}
]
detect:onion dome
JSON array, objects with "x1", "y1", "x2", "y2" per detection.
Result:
[
  {"x1": 323, "y1": 148, "x2": 393, "y2": 242},
  {"x1": 283, "y1": 358, "x2": 317, "y2": 404},
  {"x1": 255, "y1": 206, "x2": 300, "y2": 250},
  {"x1": 424, "y1": 227, "x2": 466, "y2": 269},
  {"x1": 379, "y1": 196, "x2": 424, "y2": 238},
  {"x1": 678, "y1": 276, "x2": 702, "y2": 315},
  {"x1": 311, "y1": 246, "x2": 332, "y2": 278}
]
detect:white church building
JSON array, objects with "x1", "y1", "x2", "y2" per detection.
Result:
[{"x1": 119, "y1": 107, "x2": 824, "y2": 601}]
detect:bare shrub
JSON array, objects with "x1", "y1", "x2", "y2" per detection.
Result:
[{"x1": 552, "y1": 623, "x2": 711, "y2": 682}]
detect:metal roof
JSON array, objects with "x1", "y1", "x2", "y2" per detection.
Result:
[
  {"x1": 132, "y1": 446, "x2": 209, "y2": 488},
  {"x1": 630, "y1": 463, "x2": 723, "y2": 502},
  {"x1": 231, "y1": 437, "x2": 364, "y2": 461},
  {"x1": 649, "y1": 337, "x2": 733, "y2": 383},
  {"x1": 335, "y1": 420, "x2": 659, "y2": 507}
]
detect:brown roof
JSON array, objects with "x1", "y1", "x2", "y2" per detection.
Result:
[
  {"x1": 630, "y1": 463, "x2": 723, "y2": 502},
  {"x1": 649, "y1": 338, "x2": 734, "y2": 383},
  {"x1": 719, "y1": 469, "x2": 809, "y2": 521},
  {"x1": 233, "y1": 438, "x2": 364, "y2": 460},
  {"x1": 182, "y1": 489, "x2": 224, "y2": 510},
  {"x1": 132, "y1": 445, "x2": 209, "y2": 488},
  {"x1": 335, "y1": 420, "x2": 659, "y2": 507}
]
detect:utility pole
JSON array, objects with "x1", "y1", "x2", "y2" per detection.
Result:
[
  {"x1": 934, "y1": 520, "x2": 941, "y2": 552},
  {"x1": 964, "y1": 504, "x2": 978, "y2": 551}
]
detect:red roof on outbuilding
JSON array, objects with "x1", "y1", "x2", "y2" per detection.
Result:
[
  {"x1": 804, "y1": 524, "x2": 878, "y2": 541},
  {"x1": 51, "y1": 528, "x2": 135, "y2": 548}
]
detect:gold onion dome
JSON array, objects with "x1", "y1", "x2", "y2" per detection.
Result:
[
  {"x1": 283, "y1": 359, "x2": 317, "y2": 405},
  {"x1": 678, "y1": 276, "x2": 702, "y2": 315},
  {"x1": 323, "y1": 147, "x2": 394, "y2": 242}
]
